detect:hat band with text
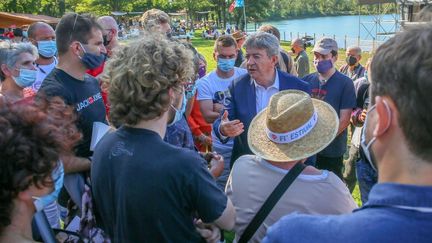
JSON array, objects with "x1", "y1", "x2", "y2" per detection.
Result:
[{"x1": 266, "y1": 112, "x2": 318, "y2": 144}]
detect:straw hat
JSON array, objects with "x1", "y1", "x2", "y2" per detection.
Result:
[
  {"x1": 232, "y1": 30, "x2": 246, "y2": 41},
  {"x1": 248, "y1": 90, "x2": 338, "y2": 162}
]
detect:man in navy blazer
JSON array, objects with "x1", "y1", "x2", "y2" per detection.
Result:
[{"x1": 213, "y1": 32, "x2": 311, "y2": 167}]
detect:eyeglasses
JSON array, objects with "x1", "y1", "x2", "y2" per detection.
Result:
[{"x1": 68, "y1": 13, "x2": 79, "y2": 43}]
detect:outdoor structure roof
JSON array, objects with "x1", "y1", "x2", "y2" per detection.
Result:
[
  {"x1": 111, "y1": 11, "x2": 143, "y2": 16},
  {"x1": 0, "y1": 12, "x2": 59, "y2": 28}
]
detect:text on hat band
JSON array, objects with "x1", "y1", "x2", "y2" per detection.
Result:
[{"x1": 266, "y1": 112, "x2": 318, "y2": 144}]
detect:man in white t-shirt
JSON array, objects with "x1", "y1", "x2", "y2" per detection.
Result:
[
  {"x1": 196, "y1": 35, "x2": 247, "y2": 189},
  {"x1": 27, "y1": 22, "x2": 57, "y2": 92}
]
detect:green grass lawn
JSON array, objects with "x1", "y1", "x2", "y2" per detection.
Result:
[{"x1": 191, "y1": 34, "x2": 370, "y2": 74}]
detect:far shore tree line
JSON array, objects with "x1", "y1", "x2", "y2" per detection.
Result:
[{"x1": 1, "y1": 0, "x2": 395, "y2": 30}]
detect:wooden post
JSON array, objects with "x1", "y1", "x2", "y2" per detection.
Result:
[{"x1": 344, "y1": 35, "x2": 347, "y2": 50}]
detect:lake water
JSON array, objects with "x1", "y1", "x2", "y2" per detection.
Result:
[{"x1": 245, "y1": 14, "x2": 399, "y2": 51}]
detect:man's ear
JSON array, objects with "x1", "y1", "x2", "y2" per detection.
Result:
[
  {"x1": 29, "y1": 38, "x2": 37, "y2": 46},
  {"x1": 373, "y1": 96, "x2": 393, "y2": 138},
  {"x1": 271, "y1": 54, "x2": 279, "y2": 67},
  {"x1": 70, "y1": 41, "x2": 82, "y2": 57},
  {"x1": 332, "y1": 53, "x2": 338, "y2": 63}
]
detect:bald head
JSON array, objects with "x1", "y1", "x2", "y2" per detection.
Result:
[
  {"x1": 28, "y1": 22, "x2": 54, "y2": 39},
  {"x1": 346, "y1": 46, "x2": 362, "y2": 56},
  {"x1": 292, "y1": 38, "x2": 304, "y2": 47},
  {"x1": 97, "y1": 16, "x2": 118, "y2": 32},
  {"x1": 97, "y1": 16, "x2": 119, "y2": 55}
]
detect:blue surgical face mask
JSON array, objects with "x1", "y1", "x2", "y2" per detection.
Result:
[
  {"x1": 37, "y1": 40, "x2": 57, "y2": 58},
  {"x1": 217, "y1": 58, "x2": 236, "y2": 72},
  {"x1": 12, "y1": 68, "x2": 37, "y2": 88},
  {"x1": 33, "y1": 161, "x2": 64, "y2": 212},
  {"x1": 23, "y1": 31, "x2": 28, "y2": 38},
  {"x1": 168, "y1": 92, "x2": 187, "y2": 126},
  {"x1": 78, "y1": 42, "x2": 106, "y2": 69}
]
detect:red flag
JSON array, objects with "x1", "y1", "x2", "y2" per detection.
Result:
[{"x1": 229, "y1": 1, "x2": 236, "y2": 13}]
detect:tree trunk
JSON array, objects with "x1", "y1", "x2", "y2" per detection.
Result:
[
  {"x1": 58, "y1": 0, "x2": 65, "y2": 16},
  {"x1": 222, "y1": 0, "x2": 227, "y2": 28}
]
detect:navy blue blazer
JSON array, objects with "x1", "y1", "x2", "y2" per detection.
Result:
[{"x1": 213, "y1": 70, "x2": 311, "y2": 167}]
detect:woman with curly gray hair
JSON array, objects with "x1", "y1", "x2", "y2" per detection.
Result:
[
  {"x1": 91, "y1": 32, "x2": 235, "y2": 242},
  {"x1": 0, "y1": 41, "x2": 38, "y2": 102}
]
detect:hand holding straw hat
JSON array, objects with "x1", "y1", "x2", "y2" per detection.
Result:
[{"x1": 248, "y1": 90, "x2": 339, "y2": 162}]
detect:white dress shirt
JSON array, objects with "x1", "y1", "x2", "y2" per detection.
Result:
[{"x1": 252, "y1": 70, "x2": 280, "y2": 113}]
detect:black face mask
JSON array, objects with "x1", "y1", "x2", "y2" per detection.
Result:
[
  {"x1": 291, "y1": 48, "x2": 296, "y2": 54},
  {"x1": 346, "y1": 55, "x2": 357, "y2": 66},
  {"x1": 103, "y1": 34, "x2": 111, "y2": 47}
]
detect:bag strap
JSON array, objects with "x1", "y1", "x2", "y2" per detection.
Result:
[
  {"x1": 238, "y1": 162, "x2": 307, "y2": 243},
  {"x1": 279, "y1": 51, "x2": 291, "y2": 73}
]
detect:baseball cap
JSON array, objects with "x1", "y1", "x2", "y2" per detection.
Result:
[{"x1": 312, "y1": 37, "x2": 338, "y2": 55}]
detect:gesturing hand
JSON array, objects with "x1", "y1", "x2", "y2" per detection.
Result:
[{"x1": 220, "y1": 110, "x2": 244, "y2": 138}]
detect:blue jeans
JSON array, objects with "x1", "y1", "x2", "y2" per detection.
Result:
[{"x1": 356, "y1": 159, "x2": 378, "y2": 204}]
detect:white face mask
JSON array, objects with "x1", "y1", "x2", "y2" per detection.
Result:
[
  {"x1": 360, "y1": 101, "x2": 392, "y2": 171},
  {"x1": 360, "y1": 105, "x2": 378, "y2": 171}
]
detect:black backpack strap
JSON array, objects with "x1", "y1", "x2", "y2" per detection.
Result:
[{"x1": 238, "y1": 162, "x2": 307, "y2": 243}]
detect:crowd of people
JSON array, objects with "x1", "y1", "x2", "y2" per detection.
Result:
[{"x1": 0, "y1": 7, "x2": 432, "y2": 243}]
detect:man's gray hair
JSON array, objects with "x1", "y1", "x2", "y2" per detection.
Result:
[
  {"x1": 347, "y1": 46, "x2": 362, "y2": 55},
  {"x1": 244, "y1": 32, "x2": 280, "y2": 57},
  {"x1": 0, "y1": 41, "x2": 38, "y2": 81},
  {"x1": 292, "y1": 38, "x2": 304, "y2": 47}
]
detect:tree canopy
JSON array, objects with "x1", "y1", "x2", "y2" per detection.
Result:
[{"x1": 0, "y1": 0, "x2": 383, "y2": 28}]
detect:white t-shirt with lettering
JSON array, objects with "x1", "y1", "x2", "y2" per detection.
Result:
[{"x1": 196, "y1": 67, "x2": 247, "y2": 150}]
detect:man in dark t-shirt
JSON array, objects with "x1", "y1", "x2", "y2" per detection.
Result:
[
  {"x1": 92, "y1": 32, "x2": 235, "y2": 242},
  {"x1": 40, "y1": 69, "x2": 107, "y2": 158},
  {"x1": 38, "y1": 14, "x2": 107, "y2": 167},
  {"x1": 93, "y1": 127, "x2": 228, "y2": 242},
  {"x1": 302, "y1": 37, "x2": 356, "y2": 179},
  {"x1": 37, "y1": 14, "x2": 108, "y2": 208}
]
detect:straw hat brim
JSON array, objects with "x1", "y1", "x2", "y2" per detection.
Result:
[{"x1": 248, "y1": 98, "x2": 339, "y2": 162}]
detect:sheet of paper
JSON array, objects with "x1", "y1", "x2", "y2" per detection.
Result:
[
  {"x1": 65, "y1": 216, "x2": 80, "y2": 232},
  {"x1": 90, "y1": 122, "x2": 111, "y2": 151}
]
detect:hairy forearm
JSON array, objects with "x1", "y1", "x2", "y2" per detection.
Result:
[
  {"x1": 203, "y1": 111, "x2": 221, "y2": 124},
  {"x1": 338, "y1": 116, "x2": 351, "y2": 135},
  {"x1": 61, "y1": 154, "x2": 91, "y2": 173}
]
